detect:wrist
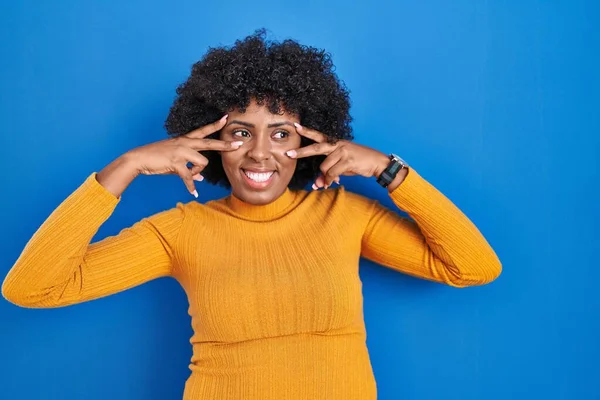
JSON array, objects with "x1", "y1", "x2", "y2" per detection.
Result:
[
  {"x1": 374, "y1": 152, "x2": 392, "y2": 179},
  {"x1": 121, "y1": 151, "x2": 143, "y2": 177},
  {"x1": 374, "y1": 152, "x2": 409, "y2": 192},
  {"x1": 386, "y1": 167, "x2": 408, "y2": 192},
  {"x1": 96, "y1": 153, "x2": 140, "y2": 199}
]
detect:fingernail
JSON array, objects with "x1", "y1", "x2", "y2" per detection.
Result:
[
  {"x1": 294, "y1": 122, "x2": 302, "y2": 130},
  {"x1": 191, "y1": 190, "x2": 198, "y2": 198},
  {"x1": 220, "y1": 114, "x2": 228, "y2": 122},
  {"x1": 193, "y1": 174, "x2": 204, "y2": 182},
  {"x1": 312, "y1": 183, "x2": 318, "y2": 190},
  {"x1": 286, "y1": 150, "x2": 297, "y2": 158},
  {"x1": 232, "y1": 141, "x2": 243, "y2": 147}
]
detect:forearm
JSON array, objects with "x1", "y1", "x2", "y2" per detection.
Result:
[
  {"x1": 96, "y1": 152, "x2": 140, "y2": 199},
  {"x1": 2, "y1": 173, "x2": 121, "y2": 307},
  {"x1": 362, "y1": 166, "x2": 501, "y2": 287},
  {"x1": 2, "y1": 169, "x2": 184, "y2": 308},
  {"x1": 388, "y1": 169, "x2": 502, "y2": 286}
]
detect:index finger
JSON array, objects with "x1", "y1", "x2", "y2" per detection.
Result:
[
  {"x1": 294, "y1": 123, "x2": 327, "y2": 143},
  {"x1": 180, "y1": 136, "x2": 243, "y2": 151},
  {"x1": 185, "y1": 114, "x2": 229, "y2": 139}
]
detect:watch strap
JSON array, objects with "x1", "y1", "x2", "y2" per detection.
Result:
[{"x1": 376, "y1": 154, "x2": 407, "y2": 187}]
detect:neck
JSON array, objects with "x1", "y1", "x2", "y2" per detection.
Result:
[{"x1": 225, "y1": 187, "x2": 299, "y2": 221}]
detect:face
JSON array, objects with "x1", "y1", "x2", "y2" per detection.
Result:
[{"x1": 218, "y1": 100, "x2": 302, "y2": 205}]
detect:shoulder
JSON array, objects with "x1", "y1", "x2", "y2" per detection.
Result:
[
  {"x1": 177, "y1": 196, "x2": 231, "y2": 220},
  {"x1": 139, "y1": 201, "x2": 189, "y2": 227},
  {"x1": 312, "y1": 185, "x2": 378, "y2": 214}
]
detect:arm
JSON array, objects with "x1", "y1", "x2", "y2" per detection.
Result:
[
  {"x1": 361, "y1": 167, "x2": 502, "y2": 288},
  {"x1": 1, "y1": 170, "x2": 185, "y2": 308}
]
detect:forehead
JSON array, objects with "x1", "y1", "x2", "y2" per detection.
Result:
[{"x1": 228, "y1": 100, "x2": 298, "y2": 123}]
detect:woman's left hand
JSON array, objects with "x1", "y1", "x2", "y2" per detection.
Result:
[{"x1": 286, "y1": 123, "x2": 391, "y2": 189}]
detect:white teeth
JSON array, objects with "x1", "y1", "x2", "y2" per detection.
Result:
[{"x1": 244, "y1": 170, "x2": 274, "y2": 182}]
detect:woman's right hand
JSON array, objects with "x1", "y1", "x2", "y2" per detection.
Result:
[
  {"x1": 97, "y1": 115, "x2": 241, "y2": 199},
  {"x1": 126, "y1": 115, "x2": 242, "y2": 197}
]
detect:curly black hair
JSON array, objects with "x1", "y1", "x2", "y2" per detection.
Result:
[{"x1": 164, "y1": 28, "x2": 353, "y2": 190}]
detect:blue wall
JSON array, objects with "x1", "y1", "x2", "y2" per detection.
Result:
[{"x1": 1, "y1": 1, "x2": 598, "y2": 399}]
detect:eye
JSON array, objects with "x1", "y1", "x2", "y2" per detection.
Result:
[
  {"x1": 232, "y1": 129, "x2": 250, "y2": 138},
  {"x1": 274, "y1": 131, "x2": 289, "y2": 139}
]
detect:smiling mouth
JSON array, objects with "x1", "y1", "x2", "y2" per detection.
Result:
[{"x1": 241, "y1": 169, "x2": 277, "y2": 189}]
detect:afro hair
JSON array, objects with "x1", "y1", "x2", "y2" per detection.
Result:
[{"x1": 164, "y1": 28, "x2": 354, "y2": 190}]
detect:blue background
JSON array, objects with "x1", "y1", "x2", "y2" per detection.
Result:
[{"x1": 1, "y1": 1, "x2": 598, "y2": 399}]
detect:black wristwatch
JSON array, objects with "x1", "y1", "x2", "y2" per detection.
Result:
[{"x1": 376, "y1": 153, "x2": 408, "y2": 188}]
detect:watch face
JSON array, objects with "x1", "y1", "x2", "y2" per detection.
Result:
[{"x1": 390, "y1": 153, "x2": 406, "y2": 166}]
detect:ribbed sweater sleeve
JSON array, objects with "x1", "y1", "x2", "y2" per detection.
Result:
[
  {"x1": 1, "y1": 172, "x2": 185, "y2": 308},
  {"x1": 361, "y1": 168, "x2": 502, "y2": 287}
]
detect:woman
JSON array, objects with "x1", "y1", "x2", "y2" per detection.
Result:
[{"x1": 1, "y1": 29, "x2": 501, "y2": 399}]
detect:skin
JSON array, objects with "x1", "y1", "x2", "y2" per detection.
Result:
[
  {"x1": 218, "y1": 99, "x2": 408, "y2": 205},
  {"x1": 218, "y1": 100, "x2": 302, "y2": 205}
]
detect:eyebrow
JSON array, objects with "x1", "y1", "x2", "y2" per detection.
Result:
[{"x1": 226, "y1": 120, "x2": 295, "y2": 128}]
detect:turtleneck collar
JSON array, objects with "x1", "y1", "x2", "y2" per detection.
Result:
[{"x1": 224, "y1": 187, "x2": 300, "y2": 221}]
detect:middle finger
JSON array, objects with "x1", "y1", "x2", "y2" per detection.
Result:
[
  {"x1": 180, "y1": 136, "x2": 243, "y2": 151},
  {"x1": 287, "y1": 142, "x2": 337, "y2": 159}
]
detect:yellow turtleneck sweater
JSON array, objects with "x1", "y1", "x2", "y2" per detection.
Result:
[{"x1": 2, "y1": 167, "x2": 501, "y2": 399}]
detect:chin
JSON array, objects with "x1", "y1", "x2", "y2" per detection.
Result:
[
  {"x1": 233, "y1": 186, "x2": 283, "y2": 205},
  {"x1": 230, "y1": 168, "x2": 290, "y2": 205},
  {"x1": 244, "y1": 191, "x2": 277, "y2": 205}
]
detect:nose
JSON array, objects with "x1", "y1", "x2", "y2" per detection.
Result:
[{"x1": 247, "y1": 135, "x2": 272, "y2": 162}]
